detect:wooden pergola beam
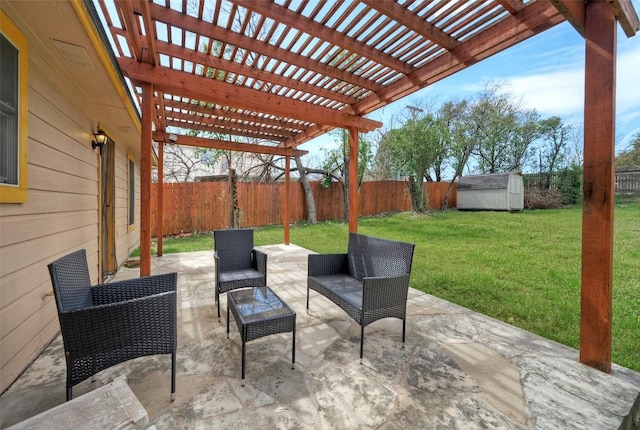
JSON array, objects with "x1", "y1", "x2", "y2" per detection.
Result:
[
  {"x1": 119, "y1": 58, "x2": 382, "y2": 132},
  {"x1": 551, "y1": 0, "x2": 586, "y2": 36},
  {"x1": 580, "y1": 0, "x2": 617, "y2": 373},
  {"x1": 552, "y1": 0, "x2": 639, "y2": 38},
  {"x1": 140, "y1": 82, "x2": 153, "y2": 277},
  {"x1": 164, "y1": 112, "x2": 296, "y2": 141},
  {"x1": 360, "y1": 0, "x2": 459, "y2": 50},
  {"x1": 234, "y1": 0, "x2": 414, "y2": 74},
  {"x1": 153, "y1": 132, "x2": 307, "y2": 157},
  {"x1": 608, "y1": 0, "x2": 640, "y2": 37},
  {"x1": 353, "y1": 0, "x2": 564, "y2": 116},
  {"x1": 160, "y1": 98, "x2": 309, "y2": 132},
  {"x1": 284, "y1": 123, "x2": 334, "y2": 148},
  {"x1": 115, "y1": 0, "x2": 144, "y2": 61},
  {"x1": 153, "y1": 40, "x2": 358, "y2": 106},
  {"x1": 348, "y1": 127, "x2": 359, "y2": 233},
  {"x1": 164, "y1": 119, "x2": 287, "y2": 143},
  {"x1": 138, "y1": 2, "x2": 384, "y2": 93},
  {"x1": 495, "y1": 0, "x2": 526, "y2": 15}
]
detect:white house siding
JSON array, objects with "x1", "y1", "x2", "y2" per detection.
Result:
[{"x1": 0, "y1": 5, "x2": 141, "y2": 393}]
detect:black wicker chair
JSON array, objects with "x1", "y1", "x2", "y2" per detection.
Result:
[
  {"x1": 47, "y1": 249, "x2": 177, "y2": 401},
  {"x1": 307, "y1": 233, "x2": 415, "y2": 361},
  {"x1": 214, "y1": 229, "x2": 267, "y2": 319}
]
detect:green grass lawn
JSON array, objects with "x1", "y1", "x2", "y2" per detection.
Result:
[{"x1": 136, "y1": 196, "x2": 639, "y2": 371}]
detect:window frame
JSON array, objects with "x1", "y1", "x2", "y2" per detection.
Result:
[
  {"x1": 0, "y1": 11, "x2": 29, "y2": 203},
  {"x1": 127, "y1": 153, "x2": 136, "y2": 231}
]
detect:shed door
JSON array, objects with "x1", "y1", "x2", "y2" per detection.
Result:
[{"x1": 509, "y1": 177, "x2": 524, "y2": 210}]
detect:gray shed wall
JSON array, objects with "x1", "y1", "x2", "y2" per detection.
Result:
[{"x1": 457, "y1": 173, "x2": 523, "y2": 211}]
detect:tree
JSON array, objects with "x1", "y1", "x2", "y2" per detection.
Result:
[
  {"x1": 439, "y1": 99, "x2": 476, "y2": 209},
  {"x1": 369, "y1": 127, "x2": 395, "y2": 181},
  {"x1": 536, "y1": 116, "x2": 574, "y2": 188},
  {"x1": 471, "y1": 82, "x2": 540, "y2": 174},
  {"x1": 616, "y1": 133, "x2": 640, "y2": 167},
  {"x1": 294, "y1": 156, "x2": 317, "y2": 224},
  {"x1": 509, "y1": 109, "x2": 541, "y2": 172},
  {"x1": 472, "y1": 85, "x2": 517, "y2": 173},
  {"x1": 320, "y1": 129, "x2": 373, "y2": 223},
  {"x1": 383, "y1": 109, "x2": 447, "y2": 212},
  {"x1": 162, "y1": 144, "x2": 207, "y2": 182}
]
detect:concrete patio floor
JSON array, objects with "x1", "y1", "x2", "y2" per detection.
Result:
[{"x1": 1, "y1": 244, "x2": 638, "y2": 429}]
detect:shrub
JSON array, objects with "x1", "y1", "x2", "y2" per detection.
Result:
[
  {"x1": 524, "y1": 188, "x2": 564, "y2": 209},
  {"x1": 556, "y1": 166, "x2": 582, "y2": 205}
]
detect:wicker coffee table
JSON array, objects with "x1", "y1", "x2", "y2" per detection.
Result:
[{"x1": 227, "y1": 286, "x2": 296, "y2": 386}]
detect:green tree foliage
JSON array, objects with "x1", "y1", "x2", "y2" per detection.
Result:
[
  {"x1": 320, "y1": 129, "x2": 373, "y2": 222},
  {"x1": 384, "y1": 110, "x2": 448, "y2": 212},
  {"x1": 556, "y1": 165, "x2": 583, "y2": 205},
  {"x1": 471, "y1": 83, "x2": 540, "y2": 174},
  {"x1": 536, "y1": 116, "x2": 576, "y2": 187},
  {"x1": 438, "y1": 99, "x2": 476, "y2": 209},
  {"x1": 372, "y1": 81, "x2": 581, "y2": 211},
  {"x1": 616, "y1": 133, "x2": 640, "y2": 167}
]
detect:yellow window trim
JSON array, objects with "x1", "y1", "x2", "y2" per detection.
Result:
[
  {"x1": 0, "y1": 11, "x2": 29, "y2": 203},
  {"x1": 127, "y1": 153, "x2": 136, "y2": 231}
]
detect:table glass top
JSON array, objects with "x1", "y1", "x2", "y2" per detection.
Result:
[{"x1": 229, "y1": 287, "x2": 293, "y2": 323}]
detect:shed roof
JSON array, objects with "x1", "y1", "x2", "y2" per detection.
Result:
[{"x1": 457, "y1": 172, "x2": 521, "y2": 191}]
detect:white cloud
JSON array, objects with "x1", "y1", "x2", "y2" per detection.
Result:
[
  {"x1": 507, "y1": 35, "x2": 639, "y2": 130},
  {"x1": 509, "y1": 68, "x2": 585, "y2": 118},
  {"x1": 616, "y1": 43, "x2": 640, "y2": 116}
]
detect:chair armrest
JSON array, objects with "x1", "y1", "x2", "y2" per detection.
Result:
[
  {"x1": 308, "y1": 253, "x2": 349, "y2": 276},
  {"x1": 252, "y1": 249, "x2": 267, "y2": 276},
  {"x1": 214, "y1": 252, "x2": 220, "y2": 280},
  {"x1": 361, "y1": 274, "x2": 411, "y2": 311},
  {"x1": 92, "y1": 272, "x2": 177, "y2": 305},
  {"x1": 59, "y1": 291, "x2": 177, "y2": 356}
]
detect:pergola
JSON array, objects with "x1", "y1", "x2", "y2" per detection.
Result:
[{"x1": 90, "y1": 0, "x2": 638, "y2": 373}]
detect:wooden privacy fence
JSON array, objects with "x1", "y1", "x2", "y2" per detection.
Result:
[
  {"x1": 615, "y1": 170, "x2": 640, "y2": 194},
  {"x1": 150, "y1": 181, "x2": 457, "y2": 237}
]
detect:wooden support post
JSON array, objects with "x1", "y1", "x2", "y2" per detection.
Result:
[
  {"x1": 140, "y1": 82, "x2": 153, "y2": 277},
  {"x1": 284, "y1": 155, "x2": 290, "y2": 245},
  {"x1": 157, "y1": 141, "x2": 164, "y2": 257},
  {"x1": 348, "y1": 127, "x2": 359, "y2": 233},
  {"x1": 580, "y1": 0, "x2": 616, "y2": 373}
]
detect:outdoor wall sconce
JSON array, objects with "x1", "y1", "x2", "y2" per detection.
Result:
[{"x1": 92, "y1": 128, "x2": 108, "y2": 150}]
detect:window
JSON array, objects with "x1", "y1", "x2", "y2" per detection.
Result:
[
  {"x1": 0, "y1": 12, "x2": 28, "y2": 203},
  {"x1": 128, "y1": 153, "x2": 135, "y2": 229}
]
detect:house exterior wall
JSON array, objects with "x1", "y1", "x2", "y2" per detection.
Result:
[
  {"x1": 114, "y1": 150, "x2": 141, "y2": 266},
  {"x1": 0, "y1": 6, "x2": 141, "y2": 393}
]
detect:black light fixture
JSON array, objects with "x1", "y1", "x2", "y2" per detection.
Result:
[{"x1": 92, "y1": 128, "x2": 107, "y2": 150}]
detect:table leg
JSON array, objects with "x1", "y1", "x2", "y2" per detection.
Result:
[
  {"x1": 241, "y1": 327, "x2": 246, "y2": 387},
  {"x1": 226, "y1": 306, "x2": 230, "y2": 339},
  {"x1": 291, "y1": 321, "x2": 296, "y2": 369}
]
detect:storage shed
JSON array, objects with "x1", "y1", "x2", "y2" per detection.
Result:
[{"x1": 457, "y1": 172, "x2": 524, "y2": 211}]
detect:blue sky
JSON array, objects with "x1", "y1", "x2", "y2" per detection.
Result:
[{"x1": 300, "y1": 7, "x2": 640, "y2": 162}]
